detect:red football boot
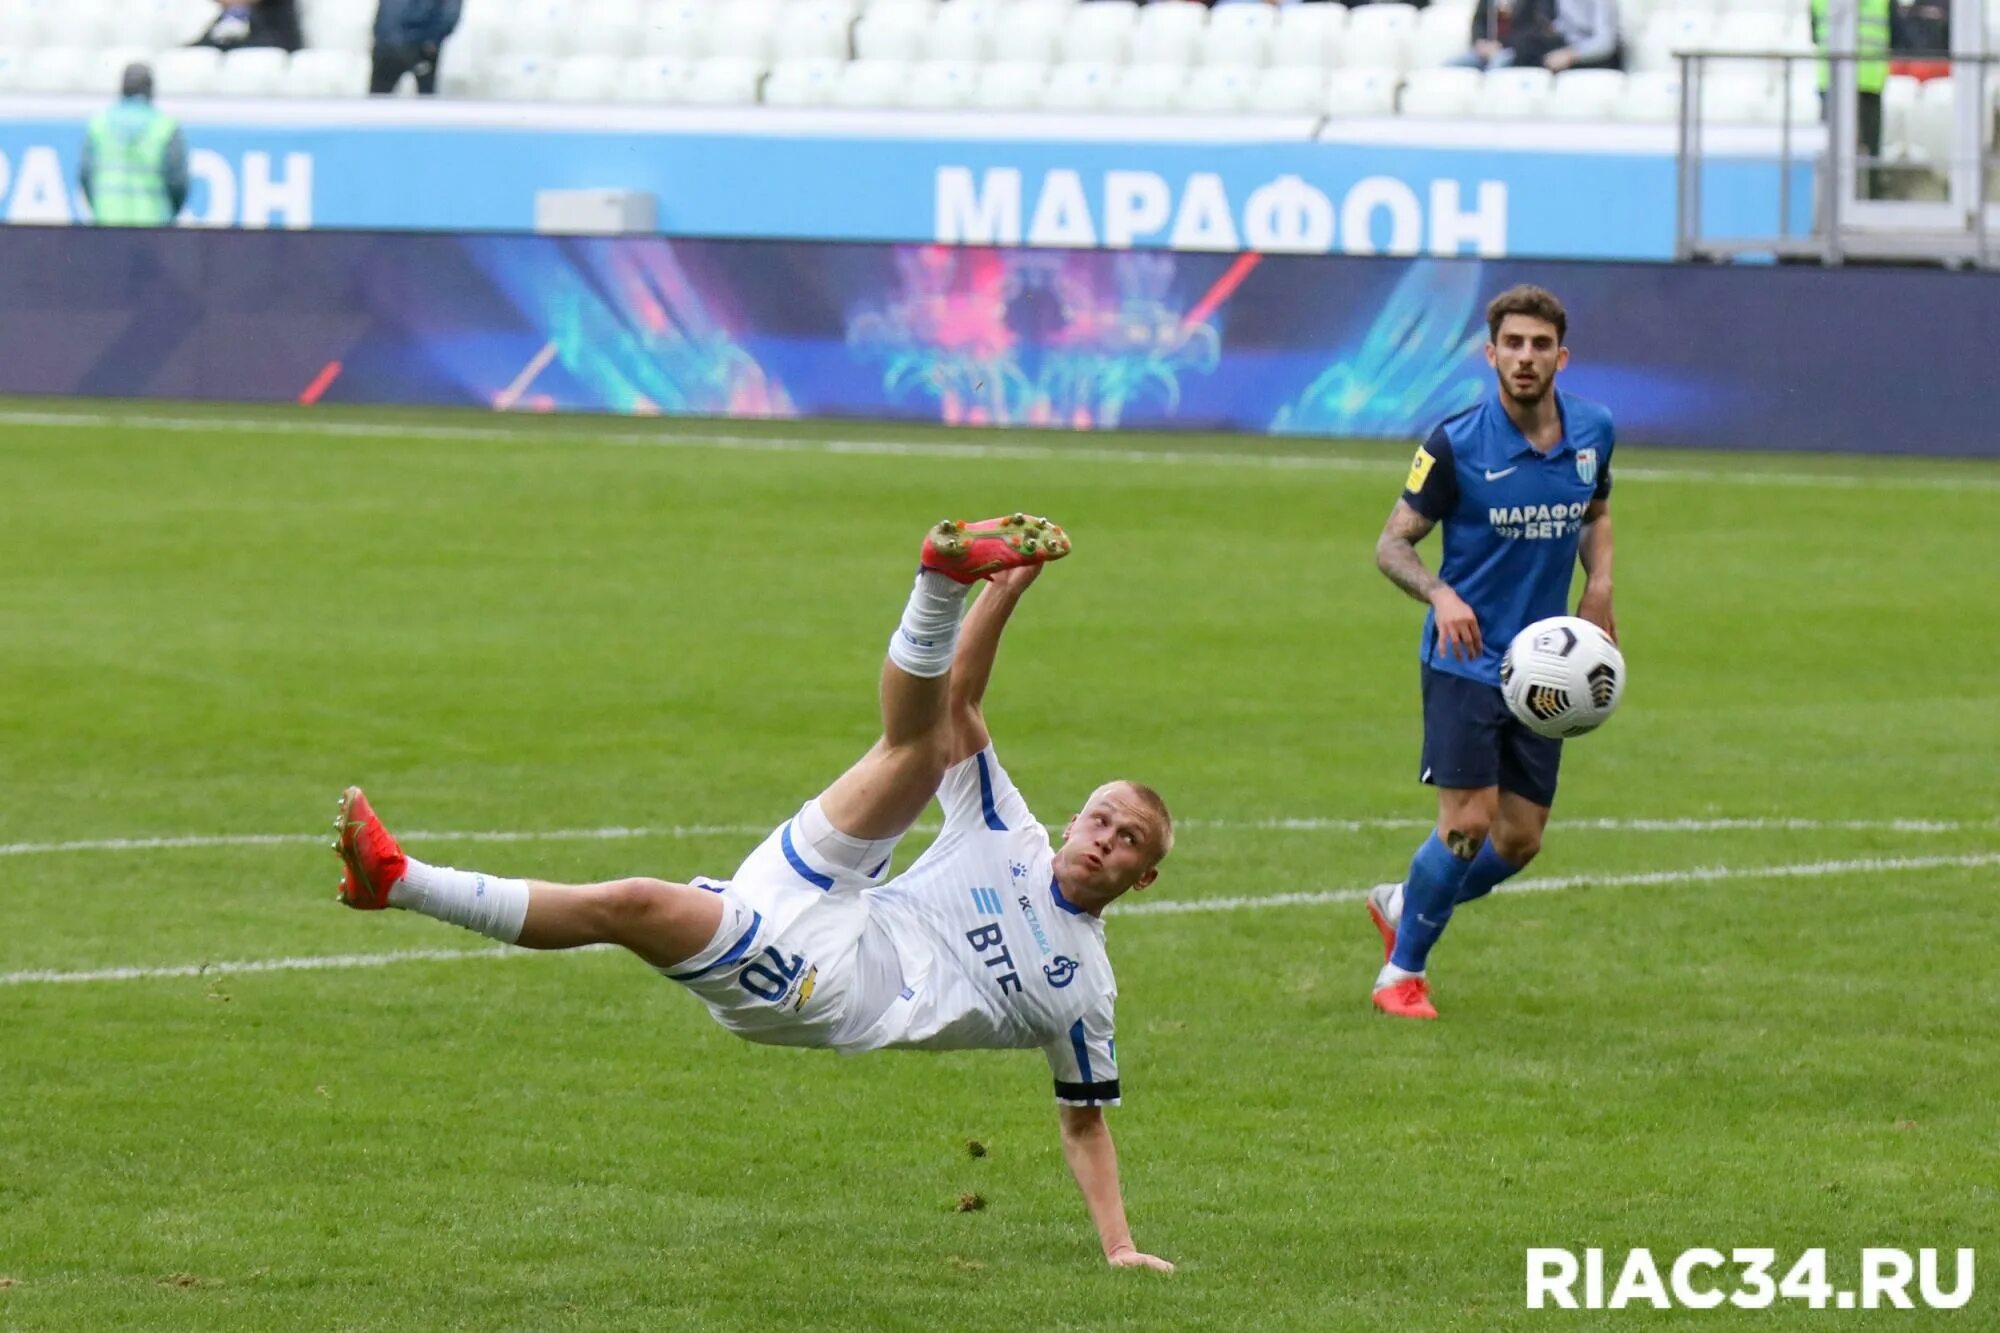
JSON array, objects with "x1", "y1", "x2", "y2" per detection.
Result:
[
  {"x1": 920, "y1": 513, "x2": 1071, "y2": 584},
  {"x1": 1372, "y1": 976, "x2": 1439, "y2": 1020},
  {"x1": 333, "y1": 786, "x2": 407, "y2": 910},
  {"x1": 1365, "y1": 883, "x2": 1400, "y2": 962}
]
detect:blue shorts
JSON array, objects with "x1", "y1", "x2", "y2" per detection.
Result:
[{"x1": 1420, "y1": 664, "x2": 1562, "y2": 807}]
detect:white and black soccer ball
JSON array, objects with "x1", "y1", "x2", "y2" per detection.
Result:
[{"x1": 1499, "y1": 615, "x2": 1626, "y2": 739}]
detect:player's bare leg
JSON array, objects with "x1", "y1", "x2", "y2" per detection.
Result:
[
  {"x1": 816, "y1": 514, "x2": 1068, "y2": 842},
  {"x1": 1449, "y1": 790, "x2": 1549, "y2": 909},
  {"x1": 334, "y1": 786, "x2": 724, "y2": 967}
]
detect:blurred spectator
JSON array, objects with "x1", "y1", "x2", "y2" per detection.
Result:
[
  {"x1": 371, "y1": 0, "x2": 464, "y2": 96},
  {"x1": 1812, "y1": 0, "x2": 1889, "y2": 194},
  {"x1": 79, "y1": 64, "x2": 189, "y2": 228},
  {"x1": 1454, "y1": 0, "x2": 1619, "y2": 70},
  {"x1": 194, "y1": 0, "x2": 305, "y2": 52},
  {"x1": 1892, "y1": 1, "x2": 1948, "y2": 54}
]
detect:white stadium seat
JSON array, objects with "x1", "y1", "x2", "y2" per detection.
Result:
[
  {"x1": 0, "y1": 0, "x2": 58, "y2": 49},
  {"x1": 1546, "y1": 68, "x2": 1627, "y2": 120},
  {"x1": 1181, "y1": 64, "x2": 1256, "y2": 114},
  {"x1": 1131, "y1": 2, "x2": 1206, "y2": 69},
  {"x1": 1204, "y1": 4, "x2": 1275, "y2": 68},
  {"x1": 1349, "y1": 3, "x2": 1421, "y2": 38},
  {"x1": 641, "y1": 0, "x2": 708, "y2": 57},
  {"x1": 301, "y1": 0, "x2": 381, "y2": 53},
  {"x1": 1618, "y1": 70, "x2": 1684, "y2": 121},
  {"x1": 1272, "y1": 4, "x2": 1345, "y2": 70},
  {"x1": 762, "y1": 56, "x2": 845, "y2": 105},
  {"x1": 1701, "y1": 74, "x2": 1780, "y2": 123},
  {"x1": 152, "y1": 46, "x2": 224, "y2": 96},
  {"x1": 549, "y1": 55, "x2": 625, "y2": 102},
  {"x1": 926, "y1": 0, "x2": 1003, "y2": 61},
  {"x1": 706, "y1": 1, "x2": 782, "y2": 62},
  {"x1": 860, "y1": 0, "x2": 935, "y2": 19},
  {"x1": 831, "y1": 56, "x2": 907, "y2": 107},
  {"x1": 1104, "y1": 63, "x2": 1187, "y2": 113},
  {"x1": 486, "y1": 53, "x2": 558, "y2": 101},
  {"x1": 1338, "y1": 24, "x2": 1410, "y2": 75},
  {"x1": 618, "y1": 55, "x2": 696, "y2": 102},
  {"x1": 1707, "y1": 13, "x2": 1789, "y2": 90},
  {"x1": 214, "y1": 47, "x2": 291, "y2": 96},
  {"x1": 1636, "y1": 10, "x2": 1715, "y2": 76},
  {"x1": 17, "y1": 47, "x2": 93, "y2": 94},
  {"x1": 1040, "y1": 61, "x2": 1117, "y2": 111},
  {"x1": 771, "y1": 0, "x2": 856, "y2": 63},
  {"x1": 0, "y1": 50, "x2": 30, "y2": 93},
  {"x1": 991, "y1": 7, "x2": 1067, "y2": 65},
  {"x1": 1059, "y1": 1, "x2": 1138, "y2": 67},
  {"x1": 87, "y1": 47, "x2": 155, "y2": 97},
  {"x1": 684, "y1": 56, "x2": 766, "y2": 105},
  {"x1": 566, "y1": 0, "x2": 649, "y2": 58},
  {"x1": 1909, "y1": 75, "x2": 1958, "y2": 169},
  {"x1": 1324, "y1": 66, "x2": 1399, "y2": 116},
  {"x1": 1881, "y1": 73, "x2": 1921, "y2": 162},
  {"x1": 971, "y1": 60, "x2": 1049, "y2": 110},
  {"x1": 284, "y1": 49, "x2": 372, "y2": 97},
  {"x1": 1412, "y1": 3, "x2": 1474, "y2": 69},
  {"x1": 48, "y1": 0, "x2": 126, "y2": 51},
  {"x1": 1480, "y1": 64, "x2": 1553, "y2": 117},
  {"x1": 1399, "y1": 66, "x2": 1481, "y2": 117},
  {"x1": 1248, "y1": 66, "x2": 1327, "y2": 116},
  {"x1": 854, "y1": 8, "x2": 929, "y2": 61},
  {"x1": 902, "y1": 58, "x2": 978, "y2": 108}
]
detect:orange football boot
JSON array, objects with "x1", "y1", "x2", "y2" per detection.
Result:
[
  {"x1": 921, "y1": 513, "x2": 1071, "y2": 584},
  {"x1": 333, "y1": 786, "x2": 407, "y2": 910},
  {"x1": 1372, "y1": 976, "x2": 1439, "y2": 1020}
]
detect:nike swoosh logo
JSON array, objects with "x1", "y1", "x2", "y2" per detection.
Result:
[{"x1": 1485, "y1": 467, "x2": 1518, "y2": 481}]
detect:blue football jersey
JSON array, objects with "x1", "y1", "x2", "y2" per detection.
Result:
[{"x1": 1401, "y1": 389, "x2": 1615, "y2": 687}]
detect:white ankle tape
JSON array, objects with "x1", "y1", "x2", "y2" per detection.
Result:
[{"x1": 887, "y1": 569, "x2": 967, "y2": 678}]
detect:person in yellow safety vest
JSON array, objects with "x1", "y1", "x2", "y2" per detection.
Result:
[
  {"x1": 1811, "y1": 0, "x2": 1891, "y2": 175},
  {"x1": 78, "y1": 64, "x2": 190, "y2": 227}
]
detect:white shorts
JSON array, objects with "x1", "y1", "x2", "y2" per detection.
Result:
[{"x1": 661, "y1": 800, "x2": 907, "y2": 1049}]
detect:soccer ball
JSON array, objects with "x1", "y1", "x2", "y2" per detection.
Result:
[{"x1": 1499, "y1": 616, "x2": 1626, "y2": 739}]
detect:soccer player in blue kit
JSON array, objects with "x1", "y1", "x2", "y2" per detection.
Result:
[{"x1": 1366, "y1": 285, "x2": 1618, "y2": 1020}]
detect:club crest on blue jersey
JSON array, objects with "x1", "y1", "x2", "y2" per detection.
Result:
[
  {"x1": 1043, "y1": 956, "x2": 1079, "y2": 989},
  {"x1": 1575, "y1": 447, "x2": 1598, "y2": 486}
]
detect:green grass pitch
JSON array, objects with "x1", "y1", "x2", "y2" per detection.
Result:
[{"x1": 0, "y1": 400, "x2": 1994, "y2": 1330}]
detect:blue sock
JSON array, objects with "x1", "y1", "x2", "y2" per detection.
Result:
[
  {"x1": 1455, "y1": 840, "x2": 1523, "y2": 906},
  {"x1": 1389, "y1": 833, "x2": 1475, "y2": 974}
]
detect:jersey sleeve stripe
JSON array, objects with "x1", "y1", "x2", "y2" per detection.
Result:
[
  {"x1": 1069, "y1": 1017, "x2": 1093, "y2": 1083},
  {"x1": 973, "y1": 750, "x2": 1009, "y2": 831},
  {"x1": 662, "y1": 909, "x2": 762, "y2": 981},
  {"x1": 1054, "y1": 1079, "x2": 1121, "y2": 1106},
  {"x1": 779, "y1": 821, "x2": 835, "y2": 891}
]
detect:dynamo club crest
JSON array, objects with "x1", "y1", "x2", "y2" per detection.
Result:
[{"x1": 1575, "y1": 447, "x2": 1598, "y2": 487}]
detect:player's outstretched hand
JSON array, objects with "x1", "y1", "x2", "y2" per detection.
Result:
[
  {"x1": 1428, "y1": 585, "x2": 1484, "y2": 660},
  {"x1": 986, "y1": 562, "x2": 1043, "y2": 593},
  {"x1": 1106, "y1": 1245, "x2": 1175, "y2": 1273}
]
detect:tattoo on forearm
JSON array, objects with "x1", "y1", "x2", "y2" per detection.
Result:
[{"x1": 1376, "y1": 503, "x2": 1440, "y2": 604}]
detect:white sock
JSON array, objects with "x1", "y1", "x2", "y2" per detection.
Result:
[
  {"x1": 387, "y1": 858, "x2": 530, "y2": 944},
  {"x1": 886, "y1": 569, "x2": 970, "y2": 678},
  {"x1": 1375, "y1": 962, "x2": 1424, "y2": 991}
]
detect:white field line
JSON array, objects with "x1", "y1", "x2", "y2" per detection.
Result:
[
  {"x1": 3, "y1": 408, "x2": 1995, "y2": 493},
  {"x1": 4, "y1": 815, "x2": 1994, "y2": 860},
  {"x1": 3, "y1": 852, "x2": 1994, "y2": 987}
]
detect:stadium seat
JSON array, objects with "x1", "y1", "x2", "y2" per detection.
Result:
[
  {"x1": 1059, "y1": 1, "x2": 1138, "y2": 67},
  {"x1": 1349, "y1": 3, "x2": 1421, "y2": 38},
  {"x1": 1324, "y1": 66, "x2": 1398, "y2": 116},
  {"x1": 991, "y1": 7, "x2": 1067, "y2": 65},
  {"x1": 1272, "y1": 4, "x2": 1344, "y2": 70},
  {"x1": 902, "y1": 58, "x2": 978, "y2": 108},
  {"x1": 641, "y1": 0, "x2": 708, "y2": 57},
  {"x1": 706, "y1": 1, "x2": 782, "y2": 62},
  {"x1": 0, "y1": 0, "x2": 57, "y2": 50},
  {"x1": 47, "y1": 0, "x2": 126, "y2": 52},
  {"x1": 1131, "y1": 2, "x2": 1206, "y2": 69},
  {"x1": 1247, "y1": 66, "x2": 1327, "y2": 116},
  {"x1": 1338, "y1": 24, "x2": 1410, "y2": 75},
  {"x1": 564, "y1": 0, "x2": 649, "y2": 58},
  {"x1": 214, "y1": 47, "x2": 291, "y2": 96},
  {"x1": 1399, "y1": 66, "x2": 1481, "y2": 117},
  {"x1": 17, "y1": 47, "x2": 92, "y2": 95},
  {"x1": 0, "y1": 50, "x2": 29, "y2": 94},
  {"x1": 151, "y1": 46, "x2": 224, "y2": 96},
  {"x1": 1480, "y1": 64, "x2": 1553, "y2": 118},
  {"x1": 1181, "y1": 64, "x2": 1257, "y2": 114},
  {"x1": 1040, "y1": 61, "x2": 1117, "y2": 111},
  {"x1": 684, "y1": 56, "x2": 766, "y2": 105},
  {"x1": 831, "y1": 56, "x2": 907, "y2": 107},
  {"x1": 1636, "y1": 10, "x2": 1715, "y2": 76},
  {"x1": 1910, "y1": 75, "x2": 1958, "y2": 170},
  {"x1": 1103, "y1": 63, "x2": 1187, "y2": 113},
  {"x1": 618, "y1": 54, "x2": 696, "y2": 103},
  {"x1": 85, "y1": 47, "x2": 155, "y2": 98},
  {"x1": 1618, "y1": 70, "x2": 1684, "y2": 121},
  {"x1": 854, "y1": 8, "x2": 929, "y2": 61},
  {"x1": 1701, "y1": 74, "x2": 1780, "y2": 123},
  {"x1": 1707, "y1": 13, "x2": 1788, "y2": 90},
  {"x1": 860, "y1": 0, "x2": 935, "y2": 19},
  {"x1": 971, "y1": 60, "x2": 1050, "y2": 110},
  {"x1": 1546, "y1": 68, "x2": 1627, "y2": 120},
  {"x1": 1412, "y1": 4, "x2": 1474, "y2": 69},
  {"x1": 486, "y1": 53, "x2": 558, "y2": 101},
  {"x1": 284, "y1": 49, "x2": 372, "y2": 97},
  {"x1": 771, "y1": 0, "x2": 856, "y2": 63},
  {"x1": 549, "y1": 55, "x2": 625, "y2": 102},
  {"x1": 1204, "y1": 4, "x2": 1275, "y2": 68},
  {"x1": 298, "y1": 0, "x2": 376, "y2": 52},
  {"x1": 927, "y1": 0, "x2": 1007, "y2": 61},
  {"x1": 762, "y1": 56, "x2": 845, "y2": 105}
]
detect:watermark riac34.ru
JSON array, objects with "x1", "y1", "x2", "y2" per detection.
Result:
[{"x1": 1527, "y1": 1248, "x2": 1975, "y2": 1311}]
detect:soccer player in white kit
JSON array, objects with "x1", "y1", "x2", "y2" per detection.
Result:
[{"x1": 331, "y1": 514, "x2": 1176, "y2": 1272}]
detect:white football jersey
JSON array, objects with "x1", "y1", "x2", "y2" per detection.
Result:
[{"x1": 850, "y1": 746, "x2": 1122, "y2": 1108}]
